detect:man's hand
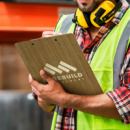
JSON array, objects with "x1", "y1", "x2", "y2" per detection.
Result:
[
  {"x1": 29, "y1": 70, "x2": 69, "y2": 111},
  {"x1": 42, "y1": 31, "x2": 62, "y2": 37},
  {"x1": 29, "y1": 70, "x2": 122, "y2": 120}
]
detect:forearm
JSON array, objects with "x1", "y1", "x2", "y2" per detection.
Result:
[
  {"x1": 62, "y1": 93, "x2": 122, "y2": 120},
  {"x1": 29, "y1": 71, "x2": 122, "y2": 120}
]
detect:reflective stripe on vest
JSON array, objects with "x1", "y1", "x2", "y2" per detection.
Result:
[
  {"x1": 59, "y1": 14, "x2": 74, "y2": 34},
  {"x1": 55, "y1": 13, "x2": 76, "y2": 34},
  {"x1": 51, "y1": 8, "x2": 130, "y2": 130},
  {"x1": 113, "y1": 20, "x2": 130, "y2": 89}
]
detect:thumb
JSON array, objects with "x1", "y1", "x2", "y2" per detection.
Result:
[{"x1": 40, "y1": 70, "x2": 53, "y2": 83}]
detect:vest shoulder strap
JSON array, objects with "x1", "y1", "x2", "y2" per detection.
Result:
[
  {"x1": 113, "y1": 8, "x2": 130, "y2": 89},
  {"x1": 55, "y1": 13, "x2": 75, "y2": 34}
]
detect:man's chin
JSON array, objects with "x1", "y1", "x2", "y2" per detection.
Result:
[
  {"x1": 78, "y1": 7, "x2": 93, "y2": 13},
  {"x1": 77, "y1": 1, "x2": 99, "y2": 13}
]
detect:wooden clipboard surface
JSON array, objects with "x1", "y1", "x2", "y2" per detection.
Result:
[{"x1": 15, "y1": 34, "x2": 103, "y2": 95}]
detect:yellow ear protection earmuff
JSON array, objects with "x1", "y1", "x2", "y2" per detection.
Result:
[
  {"x1": 72, "y1": 0, "x2": 122, "y2": 28},
  {"x1": 72, "y1": 8, "x2": 91, "y2": 28}
]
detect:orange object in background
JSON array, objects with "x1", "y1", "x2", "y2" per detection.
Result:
[
  {"x1": 0, "y1": 2, "x2": 76, "y2": 90},
  {"x1": 0, "y1": 2, "x2": 76, "y2": 43}
]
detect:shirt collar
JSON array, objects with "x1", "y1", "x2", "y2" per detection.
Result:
[{"x1": 112, "y1": 0, "x2": 129, "y2": 26}]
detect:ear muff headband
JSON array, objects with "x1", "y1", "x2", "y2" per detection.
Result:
[
  {"x1": 90, "y1": 1, "x2": 115, "y2": 27},
  {"x1": 73, "y1": 0, "x2": 122, "y2": 28},
  {"x1": 102, "y1": 0, "x2": 122, "y2": 21}
]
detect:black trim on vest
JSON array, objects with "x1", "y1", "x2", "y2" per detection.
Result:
[{"x1": 74, "y1": 110, "x2": 77, "y2": 130}]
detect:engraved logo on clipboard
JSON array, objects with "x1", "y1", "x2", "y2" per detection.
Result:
[{"x1": 44, "y1": 61, "x2": 84, "y2": 83}]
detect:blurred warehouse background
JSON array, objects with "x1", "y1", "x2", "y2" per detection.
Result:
[
  {"x1": 0, "y1": 0, "x2": 76, "y2": 90},
  {"x1": 0, "y1": 0, "x2": 76, "y2": 130}
]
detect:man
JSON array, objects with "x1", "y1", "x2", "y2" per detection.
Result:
[{"x1": 29, "y1": 0, "x2": 130, "y2": 129}]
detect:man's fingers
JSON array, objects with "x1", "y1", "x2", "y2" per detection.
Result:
[
  {"x1": 42, "y1": 31, "x2": 62, "y2": 37},
  {"x1": 29, "y1": 74, "x2": 33, "y2": 81},
  {"x1": 29, "y1": 74, "x2": 43, "y2": 91},
  {"x1": 40, "y1": 70, "x2": 54, "y2": 84},
  {"x1": 32, "y1": 86, "x2": 40, "y2": 96},
  {"x1": 42, "y1": 31, "x2": 57, "y2": 37}
]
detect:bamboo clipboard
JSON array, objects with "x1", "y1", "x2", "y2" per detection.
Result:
[{"x1": 15, "y1": 34, "x2": 103, "y2": 95}]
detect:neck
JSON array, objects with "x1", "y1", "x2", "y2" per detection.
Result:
[
  {"x1": 110, "y1": 0, "x2": 117, "y2": 5},
  {"x1": 87, "y1": 26, "x2": 100, "y2": 40}
]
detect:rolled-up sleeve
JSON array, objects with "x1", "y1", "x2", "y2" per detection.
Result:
[
  {"x1": 107, "y1": 46, "x2": 130, "y2": 124},
  {"x1": 107, "y1": 87, "x2": 130, "y2": 124}
]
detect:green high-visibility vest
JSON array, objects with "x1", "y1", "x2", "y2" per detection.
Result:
[{"x1": 51, "y1": 8, "x2": 130, "y2": 130}]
